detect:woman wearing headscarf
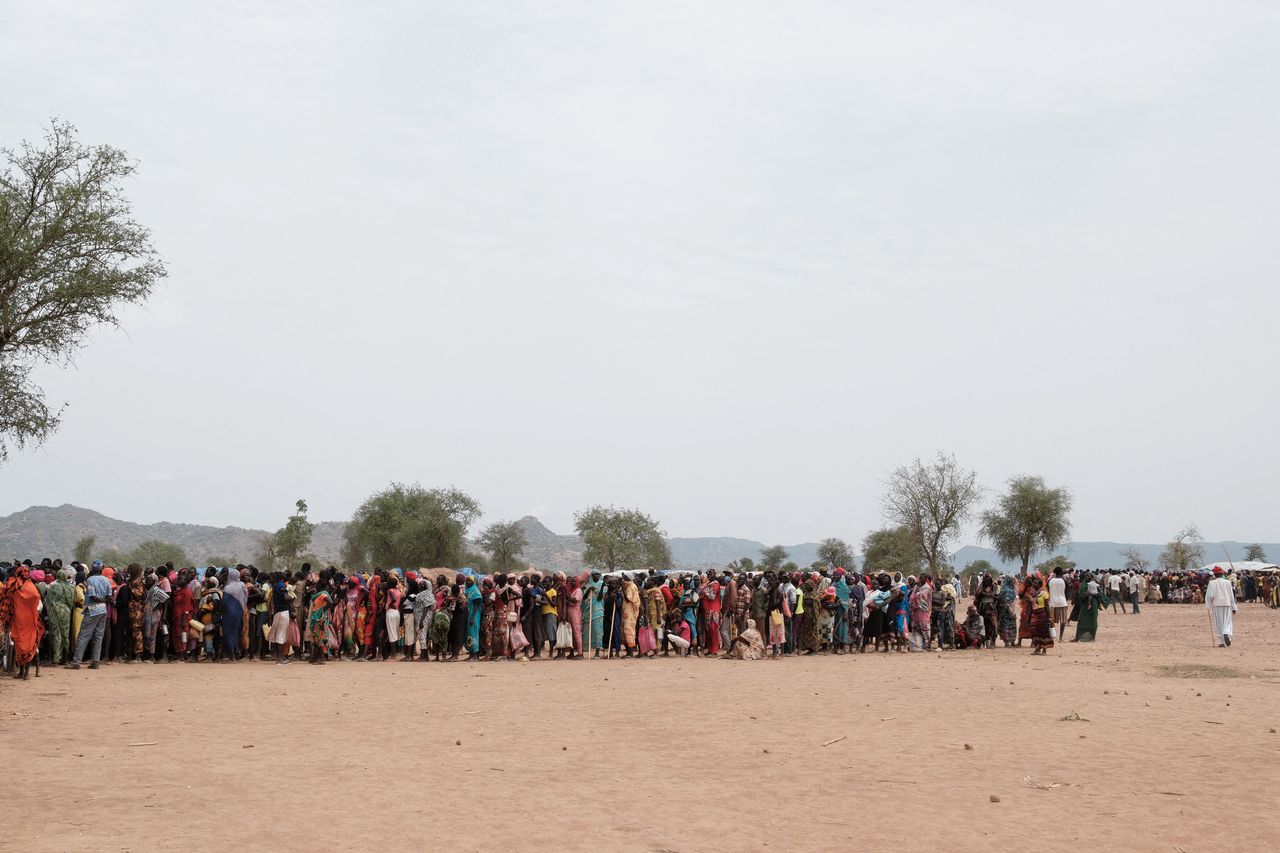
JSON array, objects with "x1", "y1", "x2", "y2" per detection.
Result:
[
  {"x1": 330, "y1": 577, "x2": 352, "y2": 658},
  {"x1": 306, "y1": 573, "x2": 332, "y2": 665},
  {"x1": 975, "y1": 575, "x2": 999, "y2": 649},
  {"x1": 220, "y1": 567, "x2": 247, "y2": 662},
  {"x1": 412, "y1": 576, "x2": 435, "y2": 661},
  {"x1": 464, "y1": 576, "x2": 482, "y2": 659},
  {"x1": 0, "y1": 565, "x2": 44, "y2": 679},
  {"x1": 582, "y1": 572, "x2": 604, "y2": 658},
  {"x1": 618, "y1": 575, "x2": 639, "y2": 658},
  {"x1": 197, "y1": 577, "x2": 222, "y2": 660},
  {"x1": 1072, "y1": 572, "x2": 1108, "y2": 643},
  {"x1": 429, "y1": 580, "x2": 453, "y2": 661},
  {"x1": 641, "y1": 578, "x2": 665, "y2": 659},
  {"x1": 1026, "y1": 575, "x2": 1054, "y2": 655},
  {"x1": 400, "y1": 576, "x2": 418, "y2": 659},
  {"x1": 478, "y1": 577, "x2": 497, "y2": 661},
  {"x1": 726, "y1": 618, "x2": 765, "y2": 660},
  {"x1": 832, "y1": 571, "x2": 851, "y2": 654},
  {"x1": 909, "y1": 575, "x2": 933, "y2": 652},
  {"x1": 170, "y1": 568, "x2": 197, "y2": 661},
  {"x1": 143, "y1": 568, "x2": 172, "y2": 662},
  {"x1": 565, "y1": 576, "x2": 583, "y2": 658},
  {"x1": 44, "y1": 569, "x2": 75, "y2": 666},
  {"x1": 797, "y1": 576, "x2": 819, "y2": 654},
  {"x1": 444, "y1": 579, "x2": 465, "y2": 660},
  {"x1": 71, "y1": 565, "x2": 87, "y2": 654},
  {"x1": 124, "y1": 564, "x2": 145, "y2": 660},
  {"x1": 996, "y1": 575, "x2": 1018, "y2": 647}
]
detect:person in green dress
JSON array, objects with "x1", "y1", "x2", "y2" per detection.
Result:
[
  {"x1": 1072, "y1": 572, "x2": 1109, "y2": 642},
  {"x1": 44, "y1": 568, "x2": 76, "y2": 664}
]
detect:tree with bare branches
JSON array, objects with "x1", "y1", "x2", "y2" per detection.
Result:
[{"x1": 881, "y1": 452, "x2": 982, "y2": 572}]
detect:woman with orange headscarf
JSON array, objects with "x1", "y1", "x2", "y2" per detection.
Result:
[{"x1": 1, "y1": 565, "x2": 45, "y2": 680}]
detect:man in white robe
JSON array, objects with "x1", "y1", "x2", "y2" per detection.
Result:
[{"x1": 1205, "y1": 566, "x2": 1237, "y2": 647}]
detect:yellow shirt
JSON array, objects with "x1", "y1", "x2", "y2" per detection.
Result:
[{"x1": 541, "y1": 587, "x2": 557, "y2": 615}]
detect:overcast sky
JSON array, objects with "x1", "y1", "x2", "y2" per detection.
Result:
[{"x1": 1, "y1": 2, "x2": 1277, "y2": 547}]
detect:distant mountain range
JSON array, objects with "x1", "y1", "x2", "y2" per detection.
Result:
[{"x1": 0, "y1": 504, "x2": 1273, "y2": 573}]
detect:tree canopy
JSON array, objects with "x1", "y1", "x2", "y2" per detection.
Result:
[
  {"x1": 861, "y1": 525, "x2": 924, "y2": 576},
  {"x1": 128, "y1": 539, "x2": 188, "y2": 568},
  {"x1": 0, "y1": 120, "x2": 165, "y2": 461},
  {"x1": 881, "y1": 452, "x2": 981, "y2": 571},
  {"x1": 1244, "y1": 543, "x2": 1268, "y2": 562},
  {"x1": 978, "y1": 475, "x2": 1072, "y2": 574},
  {"x1": 816, "y1": 537, "x2": 854, "y2": 570},
  {"x1": 342, "y1": 483, "x2": 481, "y2": 569},
  {"x1": 574, "y1": 505, "x2": 670, "y2": 573},
  {"x1": 759, "y1": 545, "x2": 789, "y2": 571},
  {"x1": 73, "y1": 534, "x2": 95, "y2": 564},
  {"x1": 1158, "y1": 525, "x2": 1204, "y2": 573},
  {"x1": 477, "y1": 520, "x2": 528, "y2": 573},
  {"x1": 959, "y1": 558, "x2": 995, "y2": 581},
  {"x1": 1033, "y1": 554, "x2": 1076, "y2": 573},
  {"x1": 274, "y1": 499, "x2": 315, "y2": 571}
]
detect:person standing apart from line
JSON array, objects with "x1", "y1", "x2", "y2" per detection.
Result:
[
  {"x1": 1047, "y1": 567, "x2": 1069, "y2": 643},
  {"x1": 1205, "y1": 566, "x2": 1237, "y2": 647},
  {"x1": 1107, "y1": 571, "x2": 1126, "y2": 614}
]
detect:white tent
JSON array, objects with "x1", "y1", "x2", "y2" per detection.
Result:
[{"x1": 1197, "y1": 560, "x2": 1279, "y2": 574}]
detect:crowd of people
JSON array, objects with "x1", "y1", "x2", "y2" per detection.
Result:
[{"x1": 0, "y1": 556, "x2": 1262, "y2": 680}]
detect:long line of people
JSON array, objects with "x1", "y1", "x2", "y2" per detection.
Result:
[{"x1": 2, "y1": 557, "x2": 1259, "y2": 679}]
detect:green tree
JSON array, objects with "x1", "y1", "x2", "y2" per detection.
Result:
[
  {"x1": 274, "y1": 499, "x2": 315, "y2": 571},
  {"x1": 881, "y1": 452, "x2": 982, "y2": 572},
  {"x1": 1119, "y1": 547, "x2": 1150, "y2": 573},
  {"x1": 861, "y1": 526, "x2": 924, "y2": 576},
  {"x1": 816, "y1": 537, "x2": 854, "y2": 570},
  {"x1": 205, "y1": 555, "x2": 237, "y2": 569},
  {"x1": 1244, "y1": 543, "x2": 1267, "y2": 562},
  {"x1": 73, "y1": 534, "x2": 95, "y2": 564},
  {"x1": 0, "y1": 120, "x2": 165, "y2": 462},
  {"x1": 1033, "y1": 554, "x2": 1076, "y2": 573},
  {"x1": 129, "y1": 539, "x2": 187, "y2": 567},
  {"x1": 781, "y1": 560, "x2": 799, "y2": 574},
  {"x1": 1158, "y1": 525, "x2": 1204, "y2": 573},
  {"x1": 573, "y1": 505, "x2": 670, "y2": 573},
  {"x1": 759, "y1": 545, "x2": 788, "y2": 571},
  {"x1": 477, "y1": 520, "x2": 528, "y2": 573},
  {"x1": 959, "y1": 559, "x2": 995, "y2": 582},
  {"x1": 461, "y1": 550, "x2": 491, "y2": 572},
  {"x1": 343, "y1": 483, "x2": 481, "y2": 569},
  {"x1": 98, "y1": 547, "x2": 130, "y2": 568},
  {"x1": 978, "y1": 475, "x2": 1073, "y2": 576},
  {"x1": 728, "y1": 557, "x2": 755, "y2": 573}
]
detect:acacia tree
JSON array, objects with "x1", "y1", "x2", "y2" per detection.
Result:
[
  {"x1": 881, "y1": 452, "x2": 982, "y2": 572},
  {"x1": 0, "y1": 121, "x2": 165, "y2": 461},
  {"x1": 73, "y1": 534, "x2": 95, "y2": 564},
  {"x1": 1244, "y1": 543, "x2": 1267, "y2": 562},
  {"x1": 978, "y1": 476, "x2": 1072, "y2": 576},
  {"x1": 1033, "y1": 554, "x2": 1076, "y2": 572},
  {"x1": 574, "y1": 505, "x2": 670, "y2": 573},
  {"x1": 1158, "y1": 525, "x2": 1204, "y2": 572},
  {"x1": 477, "y1": 520, "x2": 528, "y2": 573},
  {"x1": 959, "y1": 558, "x2": 994, "y2": 582},
  {"x1": 130, "y1": 539, "x2": 187, "y2": 567},
  {"x1": 1119, "y1": 547, "x2": 1151, "y2": 573},
  {"x1": 816, "y1": 537, "x2": 854, "y2": 569},
  {"x1": 759, "y1": 545, "x2": 788, "y2": 571},
  {"x1": 275, "y1": 499, "x2": 315, "y2": 571},
  {"x1": 861, "y1": 526, "x2": 924, "y2": 576},
  {"x1": 343, "y1": 483, "x2": 481, "y2": 570}
]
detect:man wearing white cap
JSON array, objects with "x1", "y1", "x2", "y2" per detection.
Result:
[{"x1": 1205, "y1": 566, "x2": 1237, "y2": 647}]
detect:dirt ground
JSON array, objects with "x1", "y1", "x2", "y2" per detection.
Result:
[{"x1": 3, "y1": 604, "x2": 1278, "y2": 852}]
